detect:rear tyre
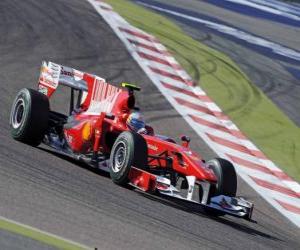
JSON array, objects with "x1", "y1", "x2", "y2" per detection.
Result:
[
  {"x1": 10, "y1": 88, "x2": 49, "y2": 146},
  {"x1": 109, "y1": 131, "x2": 147, "y2": 186},
  {"x1": 200, "y1": 158, "x2": 237, "y2": 216}
]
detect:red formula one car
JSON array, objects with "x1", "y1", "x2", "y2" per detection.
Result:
[{"x1": 10, "y1": 61, "x2": 254, "y2": 220}]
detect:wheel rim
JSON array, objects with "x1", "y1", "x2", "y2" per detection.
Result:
[
  {"x1": 12, "y1": 98, "x2": 25, "y2": 129},
  {"x1": 112, "y1": 141, "x2": 126, "y2": 173}
]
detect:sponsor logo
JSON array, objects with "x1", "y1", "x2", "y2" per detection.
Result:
[
  {"x1": 61, "y1": 67, "x2": 74, "y2": 77},
  {"x1": 148, "y1": 144, "x2": 158, "y2": 151},
  {"x1": 184, "y1": 150, "x2": 192, "y2": 155},
  {"x1": 39, "y1": 78, "x2": 57, "y2": 88},
  {"x1": 39, "y1": 63, "x2": 60, "y2": 89},
  {"x1": 189, "y1": 154, "x2": 200, "y2": 162}
]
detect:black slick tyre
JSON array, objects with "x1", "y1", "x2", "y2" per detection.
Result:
[
  {"x1": 208, "y1": 158, "x2": 237, "y2": 197},
  {"x1": 200, "y1": 158, "x2": 237, "y2": 216},
  {"x1": 109, "y1": 131, "x2": 148, "y2": 186},
  {"x1": 10, "y1": 88, "x2": 49, "y2": 146}
]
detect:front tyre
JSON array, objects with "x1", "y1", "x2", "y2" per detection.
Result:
[
  {"x1": 10, "y1": 88, "x2": 49, "y2": 146},
  {"x1": 109, "y1": 131, "x2": 147, "y2": 186},
  {"x1": 208, "y1": 158, "x2": 237, "y2": 197},
  {"x1": 200, "y1": 158, "x2": 237, "y2": 216}
]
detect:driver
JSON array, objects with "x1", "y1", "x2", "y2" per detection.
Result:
[{"x1": 126, "y1": 109, "x2": 147, "y2": 134}]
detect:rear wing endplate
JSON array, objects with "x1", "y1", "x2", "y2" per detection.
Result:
[{"x1": 38, "y1": 61, "x2": 99, "y2": 97}]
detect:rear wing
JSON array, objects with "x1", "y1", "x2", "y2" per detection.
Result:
[
  {"x1": 37, "y1": 61, "x2": 125, "y2": 114},
  {"x1": 38, "y1": 61, "x2": 92, "y2": 97}
]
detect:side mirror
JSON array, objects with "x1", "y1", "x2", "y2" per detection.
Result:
[{"x1": 181, "y1": 135, "x2": 190, "y2": 148}]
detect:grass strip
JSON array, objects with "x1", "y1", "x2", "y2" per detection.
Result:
[
  {"x1": 0, "y1": 217, "x2": 88, "y2": 250},
  {"x1": 105, "y1": 0, "x2": 300, "y2": 181}
]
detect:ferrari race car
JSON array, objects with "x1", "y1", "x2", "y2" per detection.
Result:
[{"x1": 10, "y1": 61, "x2": 254, "y2": 220}]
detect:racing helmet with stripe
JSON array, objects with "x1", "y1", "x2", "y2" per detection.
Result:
[{"x1": 126, "y1": 110, "x2": 145, "y2": 132}]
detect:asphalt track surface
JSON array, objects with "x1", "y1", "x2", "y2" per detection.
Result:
[
  {"x1": 0, "y1": 0, "x2": 300, "y2": 249},
  {"x1": 137, "y1": 0, "x2": 300, "y2": 126},
  {"x1": 0, "y1": 229, "x2": 56, "y2": 250}
]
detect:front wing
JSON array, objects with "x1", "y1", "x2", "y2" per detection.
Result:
[{"x1": 128, "y1": 167, "x2": 254, "y2": 221}]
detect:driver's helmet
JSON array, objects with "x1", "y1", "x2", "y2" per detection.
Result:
[{"x1": 126, "y1": 110, "x2": 145, "y2": 132}]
